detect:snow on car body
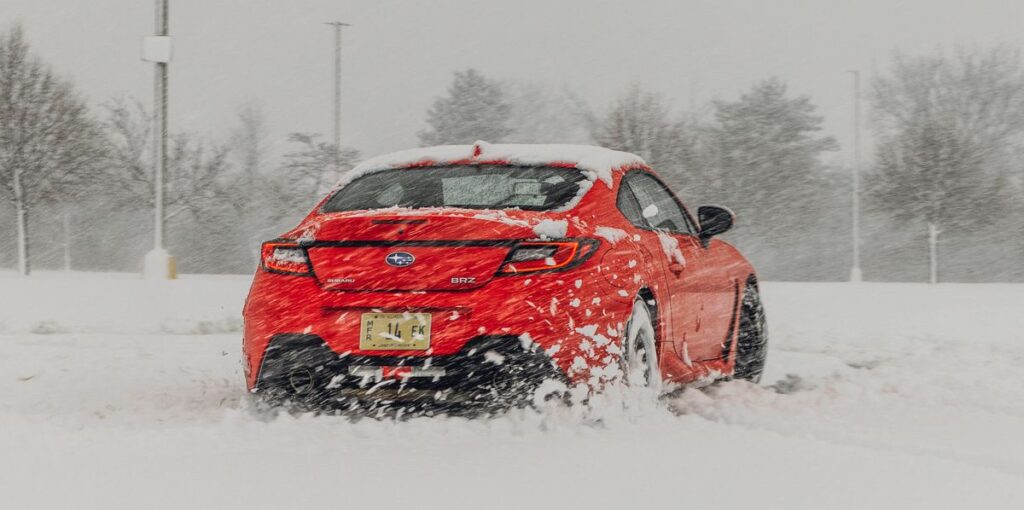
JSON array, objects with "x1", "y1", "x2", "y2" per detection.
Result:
[{"x1": 242, "y1": 142, "x2": 766, "y2": 409}]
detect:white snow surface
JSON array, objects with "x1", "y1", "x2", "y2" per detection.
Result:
[
  {"x1": 2, "y1": 273, "x2": 1024, "y2": 509},
  {"x1": 343, "y1": 141, "x2": 646, "y2": 188}
]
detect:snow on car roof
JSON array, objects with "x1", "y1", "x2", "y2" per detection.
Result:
[{"x1": 339, "y1": 141, "x2": 647, "y2": 188}]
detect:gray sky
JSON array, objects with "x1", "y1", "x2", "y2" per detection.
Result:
[{"x1": 4, "y1": 0, "x2": 1024, "y2": 164}]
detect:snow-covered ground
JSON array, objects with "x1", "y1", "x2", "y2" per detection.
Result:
[{"x1": 2, "y1": 272, "x2": 1023, "y2": 509}]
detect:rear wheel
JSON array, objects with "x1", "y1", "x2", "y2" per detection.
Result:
[
  {"x1": 623, "y1": 298, "x2": 662, "y2": 393},
  {"x1": 733, "y1": 280, "x2": 768, "y2": 383}
]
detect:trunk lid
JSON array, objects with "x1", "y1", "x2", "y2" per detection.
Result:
[{"x1": 303, "y1": 210, "x2": 546, "y2": 292}]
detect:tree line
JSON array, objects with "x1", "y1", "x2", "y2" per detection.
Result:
[
  {"x1": 2, "y1": 23, "x2": 1023, "y2": 281},
  {"x1": 418, "y1": 59, "x2": 1024, "y2": 282},
  {"x1": 0, "y1": 25, "x2": 359, "y2": 275}
]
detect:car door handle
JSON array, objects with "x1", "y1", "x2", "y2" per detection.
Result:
[{"x1": 669, "y1": 262, "x2": 685, "y2": 276}]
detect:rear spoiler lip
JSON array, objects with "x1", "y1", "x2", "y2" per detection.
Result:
[
  {"x1": 298, "y1": 239, "x2": 520, "y2": 248},
  {"x1": 294, "y1": 238, "x2": 601, "y2": 279}
]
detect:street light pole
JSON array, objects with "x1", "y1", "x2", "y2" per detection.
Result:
[
  {"x1": 849, "y1": 70, "x2": 863, "y2": 283},
  {"x1": 155, "y1": 0, "x2": 168, "y2": 255},
  {"x1": 325, "y1": 21, "x2": 350, "y2": 167},
  {"x1": 142, "y1": 0, "x2": 175, "y2": 279}
]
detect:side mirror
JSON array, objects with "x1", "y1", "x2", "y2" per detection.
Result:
[{"x1": 697, "y1": 205, "x2": 735, "y2": 246}]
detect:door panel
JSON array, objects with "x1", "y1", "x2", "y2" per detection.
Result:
[
  {"x1": 636, "y1": 229, "x2": 700, "y2": 381},
  {"x1": 661, "y1": 232, "x2": 706, "y2": 366},
  {"x1": 618, "y1": 171, "x2": 708, "y2": 376},
  {"x1": 683, "y1": 243, "x2": 737, "y2": 361},
  {"x1": 694, "y1": 239, "x2": 742, "y2": 360}
]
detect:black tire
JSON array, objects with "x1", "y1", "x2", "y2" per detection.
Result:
[{"x1": 733, "y1": 280, "x2": 768, "y2": 383}]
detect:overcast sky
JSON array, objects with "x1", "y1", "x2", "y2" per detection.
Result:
[{"x1": 4, "y1": 0, "x2": 1024, "y2": 165}]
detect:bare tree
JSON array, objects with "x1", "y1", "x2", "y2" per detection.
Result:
[
  {"x1": 102, "y1": 97, "x2": 232, "y2": 217},
  {"x1": 281, "y1": 133, "x2": 359, "y2": 202},
  {"x1": 164, "y1": 134, "x2": 230, "y2": 224},
  {"x1": 869, "y1": 46, "x2": 1024, "y2": 230},
  {"x1": 221, "y1": 104, "x2": 279, "y2": 267},
  {"x1": 587, "y1": 84, "x2": 684, "y2": 171},
  {"x1": 98, "y1": 97, "x2": 153, "y2": 209},
  {"x1": 0, "y1": 24, "x2": 103, "y2": 275},
  {"x1": 100, "y1": 96, "x2": 242, "y2": 272}
]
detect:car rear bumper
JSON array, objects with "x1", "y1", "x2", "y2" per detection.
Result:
[
  {"x1": 254, "y1": 334, "x2": 567, "y2": 411},
  {"x1": 242, "y1": 268, "x2": 633, "y2": 392}
]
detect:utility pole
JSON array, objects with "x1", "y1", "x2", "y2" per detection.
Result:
[
  {"x1": 325, "y1": 21, "x2": 350, "y2": 169},
  {"x1": 142, "y1": 0, "x2": 175, "y2": 279},
  {"x1": 848, "y1": 70, "x2": 863, "y2": 283}
]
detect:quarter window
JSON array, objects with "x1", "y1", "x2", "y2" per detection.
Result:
[
  {"x1": 616, "y1": 183, "x2": 646, "y2": 226},
  {"x1": 620, "y1": 172, "x2": 695, "y2": 234}
]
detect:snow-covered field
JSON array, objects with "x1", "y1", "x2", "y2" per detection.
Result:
[{"x1": 2, "y1": 272, "x2": 1023, "y2": 509}]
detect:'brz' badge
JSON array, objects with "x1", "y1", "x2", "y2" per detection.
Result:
[{"x1": 385, "y1": 251, "x2": 415, "y2": 267}]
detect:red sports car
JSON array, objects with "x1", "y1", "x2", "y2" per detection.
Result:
[{"x1": 243, "y1": 142, "x2": 767, "y2": 410}]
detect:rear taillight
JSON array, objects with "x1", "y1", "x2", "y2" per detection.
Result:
[
  {"x1": 260, "y1": 241, "x2": 312, "y2": 276},
  {"x1": 497, "y1": 239, "x2": 600, "y2": 275}
]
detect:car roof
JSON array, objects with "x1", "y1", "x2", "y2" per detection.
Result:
[{"x1": 338, "y1": 141, "x2": 648, "y2": 189}]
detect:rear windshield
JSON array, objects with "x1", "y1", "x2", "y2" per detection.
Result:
[{"x1": 322, "y1": 165, "x2": 589, "y2": 212}]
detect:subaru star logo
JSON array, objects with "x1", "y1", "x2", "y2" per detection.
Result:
[{"x1": 385, "y1": 251, "x2": 415, "y2": 267}]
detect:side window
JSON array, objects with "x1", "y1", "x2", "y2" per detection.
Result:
[
  {"x1": 616, "y1": 182, "x2": 646, "y2": 227},
  {"x1": 624, "y1": 173, "x2": 695, "y2": 235}
]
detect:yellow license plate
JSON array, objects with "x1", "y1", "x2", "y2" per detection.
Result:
[{"x1": 359, "y1": 313, "x2": 432, "y2": 350}]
